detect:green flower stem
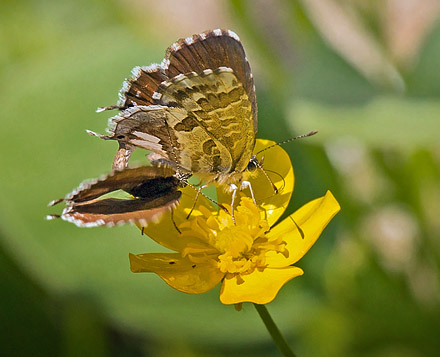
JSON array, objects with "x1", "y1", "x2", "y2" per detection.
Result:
[{"x1": 254, "y1": 303, "x2": 296, "y2": 357}]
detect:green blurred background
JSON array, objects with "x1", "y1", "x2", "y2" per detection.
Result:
[{"x1": 1, "y1": 0, "x2": 439, "y2": 356}]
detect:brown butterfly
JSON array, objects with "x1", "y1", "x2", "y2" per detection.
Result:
[
  {"x1": 89, "y1": 29, "x2": 261, "y2": 202},
  {"x1": 47, "y1": 166, "x2": 184, "y2": 227}
]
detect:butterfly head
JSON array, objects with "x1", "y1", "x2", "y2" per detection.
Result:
[
  {"x1": 217, "y1": 155, "x2": 272, "y2": 192},
  {"x1": 241, "y1": 155, "x2": 278, "y2": 195},
  {"x1": 246, "y1": 155, "x2": 261, "y2": 173}
]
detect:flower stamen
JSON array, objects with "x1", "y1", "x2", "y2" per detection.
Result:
[{"x1": 178, "y1": 198, "x2": 288, "y2": 277}]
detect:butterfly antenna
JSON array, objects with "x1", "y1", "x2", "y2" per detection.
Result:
[
  {"x1": 255, "y1": 130, "x2": 318, "y2": 156},
  {"x1": 263, "y1": 169, "x2": 286, "y2": 193},
  {"x1": 255, "y1": 160, "x2": 278, "y2": 194},
  {"x1": 186, "y1": 183, "x2": 207, "y2": 219},
  {"x1": 251, "y1": 170, "x2": 287, "y2": 206}
]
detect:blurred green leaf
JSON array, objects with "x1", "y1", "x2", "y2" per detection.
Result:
[
  {"x1": 0, "y1": 235, "x2": 61, "y2": 356},
  {"x1": 288, "y1": 97, "x2": 440, "y2": 151},
  {"x1": 407, "y1": 23, "x2": 440, "y2": 96}
]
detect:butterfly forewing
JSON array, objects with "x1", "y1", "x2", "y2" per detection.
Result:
[
  {"x1": 49, "y1": 166, "x2": 181, "y2": 227},
  {"x1": 63, "y1": 192, "x2": 181, "y2": 227},
  {"x1": 117, "y1": 29, "x2": 257, "y2": 129},
  {"x1": 118, "y1": 64, "x2": 168, "y2": 108},
  {"x1": 164, "y1": 29, "x2": 257, "y2": 130}
]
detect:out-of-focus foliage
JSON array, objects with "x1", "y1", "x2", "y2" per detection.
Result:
[{"x1": 0, "y1": 0, "x2": 439, "y2": 356}]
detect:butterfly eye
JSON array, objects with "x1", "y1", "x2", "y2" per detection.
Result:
[{"x1": 247, "y1": 157, "x2": 259, "y2": 172}]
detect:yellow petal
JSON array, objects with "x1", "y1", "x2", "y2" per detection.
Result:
[
  {"x1": 219, "y1": 266, "x2": 304, "y2": 305},
  {"x1": 266, "y1": 190, "x2": 340, "y2": 267},
  {"x1": 129, "y1": 253, "x2": 224, "y2": 294},
  {"x1": 139, "y1": 186, "x2": 214, "y2": 253},
  {"x1": 217, "y1": 139, "x2": 294, "y2": 226}
]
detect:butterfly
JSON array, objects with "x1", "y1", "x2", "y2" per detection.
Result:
[
  {"x1": 47, "y1": 166, "x2": 184, "y2": 227},
  {"x1": 90, "y1": 29, "x2": 261, "y2": 203}
]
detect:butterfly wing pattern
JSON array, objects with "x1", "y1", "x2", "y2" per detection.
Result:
[{"x1": 95, "y1": 29, "x2": 257, "y2": 187}]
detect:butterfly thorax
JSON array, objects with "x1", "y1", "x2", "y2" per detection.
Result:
[{"x1": 194, "y1": 162, "x2": 255, "y2": 192}]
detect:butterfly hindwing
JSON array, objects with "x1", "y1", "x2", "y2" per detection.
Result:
[
  {"x1": 109, "y1": 105, "x2": 186, "y2": 163},
  {"x1": 154, "y1": 68, "x2": 255, "y2": 180}
]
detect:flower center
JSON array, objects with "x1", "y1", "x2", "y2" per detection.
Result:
[
  {"x1": 180, "y1": 198, "x2": 287, "y2": 276},
  {"x1": 215, "y1": 224, "x2": 263, "y2": 274}
]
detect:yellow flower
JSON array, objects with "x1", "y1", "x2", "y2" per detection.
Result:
[{"x1": 129, "y1": 139, "x2": 340, "y2": 305}]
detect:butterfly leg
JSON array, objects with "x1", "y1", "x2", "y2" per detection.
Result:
[
  {"x1": 230, "y1": 184, "x2": 238, "y2": 224},
  {"x1": 186, "y1": 184, "x2": 208, "y2": 219},
  {"x1": 229, "y1": 181, "x2": 258, "y2": 224},
  {"x1": 240, "y1": 180, "x2": 257, "y2": 206},
  {"x1": 171, "y1": 208, "x2": 182, "y2": 234}
]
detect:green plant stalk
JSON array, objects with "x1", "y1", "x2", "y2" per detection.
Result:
[{"x1": 254, "y1": 304, "x2": 296, "y2": 357}]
